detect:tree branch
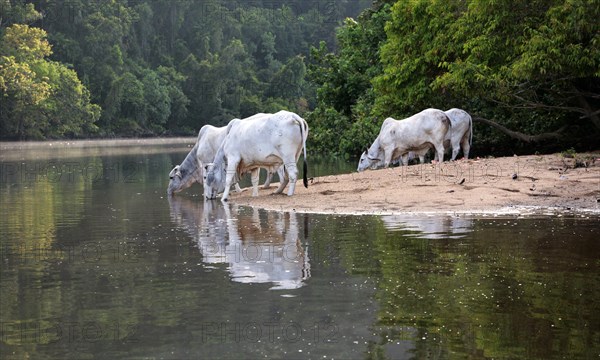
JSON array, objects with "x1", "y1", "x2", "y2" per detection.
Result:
[
  {"x1": 580, "y1": 109, "x2": 600, "y2": 119},
  {"x1": 473, "y1": 117, "x2": 569, "y2": 143},
  {"x1": 576, "y1": 93, "x2": 600, "y2": 130}
]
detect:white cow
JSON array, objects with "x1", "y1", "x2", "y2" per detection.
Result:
[
  {"x1": 167, "y1": 138, "x2": 202, "y2": 196},
  {"x1": 442, "y1": 108, "x2": 473, "y2": 160},
  {"x1": 167, "y1": 114, "x2": 282, "y2": 196},
  {"x1": 407, "y1": 108, "x2": 473, "y2": 162},
  {"x1": 204, "y1": 110, "x2": 309, "y2": 202},
  {"x1": 357, "y1": 108, "x2": 451, "y2": 171}
]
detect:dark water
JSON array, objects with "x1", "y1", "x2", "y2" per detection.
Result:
[{"x1": 1, "y1": 141, "x2": 599, "y2": 359}]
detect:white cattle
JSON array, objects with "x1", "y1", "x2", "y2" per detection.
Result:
[
  {"x1": 357, "y1": 108, "x2": 451, "y2": 171},
  {"x1": 204, "y1": 110, "x2": 308, "y2": 202},
  {"x1": 407, "y1": 108, "x2": 473, "y2": 162},
  {"x1": 442, "y1": 108, "x2": 473, "y2": 160},
  {"x1": 167, "y1": 139, "x2": 202, "y2": 196},
  {"x1": 167, "y1": 114, "x2": 282, "y2": 196}
]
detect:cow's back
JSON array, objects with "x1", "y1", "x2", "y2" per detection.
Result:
[
  {"x1": 380, "y1": 109, "x2": 449, "y2": 148},
  {"x1": 197, "y1": 125, "x2": 228, "y2": 164},
  {"x1": 444, "y1": 108, "x2": 471, "y2": 139},
  {"x1": 223, "y1": 111, "x2": 302, "y2": 165}
]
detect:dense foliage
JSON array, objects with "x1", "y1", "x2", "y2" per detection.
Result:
[
  {"x1": 2, "y1": 0, "x2": 598, "y2": 155},
  {"x1": 1, "y1": 0, "x2": 369, "y2": 139},
  {"x1": 309, "y1": 0, "x2": 599, "y2": 156},
  {"x1": 1, "y1": 10, "x2": 100, "y2": 138}
]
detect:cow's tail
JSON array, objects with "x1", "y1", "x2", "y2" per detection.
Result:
[
  {"x1": 468, "y1": 114, "x2": 473, "y2": 147},
  {"x1": 297, "y1": 116, "x2": 309, "y2": 188}
]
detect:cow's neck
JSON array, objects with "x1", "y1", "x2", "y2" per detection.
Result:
[
  {"x1": 213, "y1": 145, "x2": 227, "y2": 173},
  {"x1": 180, "y1": 143, "x2": 200, "y2": 182},
  {"x1": 368, "y1": 138, "x2": 381, "y2": 157}
]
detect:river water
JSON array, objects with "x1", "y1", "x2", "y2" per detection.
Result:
[{"x1": 1, "y1": 140, "x2": 598, "y2": 359}]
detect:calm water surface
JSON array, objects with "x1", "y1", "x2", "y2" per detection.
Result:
[{"x1": 1, "y1": 140, "x2": 598, "y2": 359}]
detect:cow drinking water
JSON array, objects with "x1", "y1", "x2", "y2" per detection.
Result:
[
  {"x1": 204, "y1": 110, "x2": 308, "y2": 202},
  {"x1": 167, "y1": 114, "x2": 283, "y2": 197},
  {"x1": 167, "y1": 124, "x2": 240, "y2": 197}
]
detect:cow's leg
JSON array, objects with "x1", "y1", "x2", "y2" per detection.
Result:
[
  {"x1": 283, "y1": 162, "x2": 299, "y2": 196},
  {"x1": 383, "y1": 148, "x2": 394, "y2": 168},
  {"x1": 461, "y1": 136, "x2": 470, "y2": 159},
  {"x1": 450, "y1": 139, "x2": 460, "y2": 161},
  {"x1": 433, "y1": 143, "x2": 445, "y2": 164},
  {"x1": 250, "y1": 168, "x2": 260, "y2": 196},
  {"x1": 274, "y1": 165, "x2": 289, "y2": 195},
  {"x1": 400, "y1": 153, "x2": 409, "y2": 166},
  {"x1": 234, "y1": 183, "x2": 243, "y2": 192},
  {"x1": 262, "y1": 168, "x2": 272, "y2": 189},
  {"x1": 221, "y1": 161, "x2": 239, "y2": 202},
  {"x1": 221, "y1": 171, "x2": 234, "y2": 201},
  {"x1": 451, "y1": 147, "x2": 459, "y2": 161}
]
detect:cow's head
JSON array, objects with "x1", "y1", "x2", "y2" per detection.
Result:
[
  {"x1": 203, "y1": 163, "x2": 226, "y2": 199},
  {"x1": 357, "y1": 147, "x2": 381, "y2": 172},
  {"x1": 167, "y1": 165, "x2": 196, "y2": 196}
]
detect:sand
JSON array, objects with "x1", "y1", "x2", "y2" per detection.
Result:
[{"x1": 228, "y1": 154, "x2": 600, "y2": 216}]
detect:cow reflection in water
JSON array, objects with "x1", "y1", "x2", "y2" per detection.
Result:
[
  {"x1": 168, "y1": 197, "x2": 310, "y2": 290},
  {"x1": 381, "y1": 215, "x2": 473, "y2": 239}
]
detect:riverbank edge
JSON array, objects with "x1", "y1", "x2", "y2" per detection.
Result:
[
  {"x1": 243, "y1": 204, "x2": 600, "y2": 217},
  {"x1": 231, "y1": 153, "x2": 600, "y2": 217}
]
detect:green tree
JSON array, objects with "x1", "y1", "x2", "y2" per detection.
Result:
[
  {"x1": 307, "y1": 2, "x2": 393, "y2": 155},
  {"x1": 158, "y1": 66, "x2": 190, "y2": 132},
  {"x1": 373, "y1": 0, "x2": 463, "y2": 116},
  {"x1": 268, "y1": 55, "x2": 306, "y2": 101},
  {"x1": 33, "y1": 59, "x2": 100, "y2": 137},
  {"x1": 6, "y1": 0, "x2": 369, "y2": 138},
  {"x1": 104, "y1": 71, "x2": 144, "y2": 135},
  {"x1": 0, "y1": 0, "x2": 41, "y2": 28},
  {"x1": 141, "y1": 69, "x2": 170, "y2": 132},
  {"x1": 433, "y1": 0, "x2": 600, "y2": 132},
  {"x1": 0, "y1": 24, "x2": 99, "y2": 139},
  {"x1": 375, "y1": 0, "x2": 599, "y2": 151},
  {"x1": 308, "y1": 0, "x2": 599, "y2": 156}
]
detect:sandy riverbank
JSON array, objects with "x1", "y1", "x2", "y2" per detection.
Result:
[{"x1": 229, "y1": 153, "x2": 600, "y2": 215}]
